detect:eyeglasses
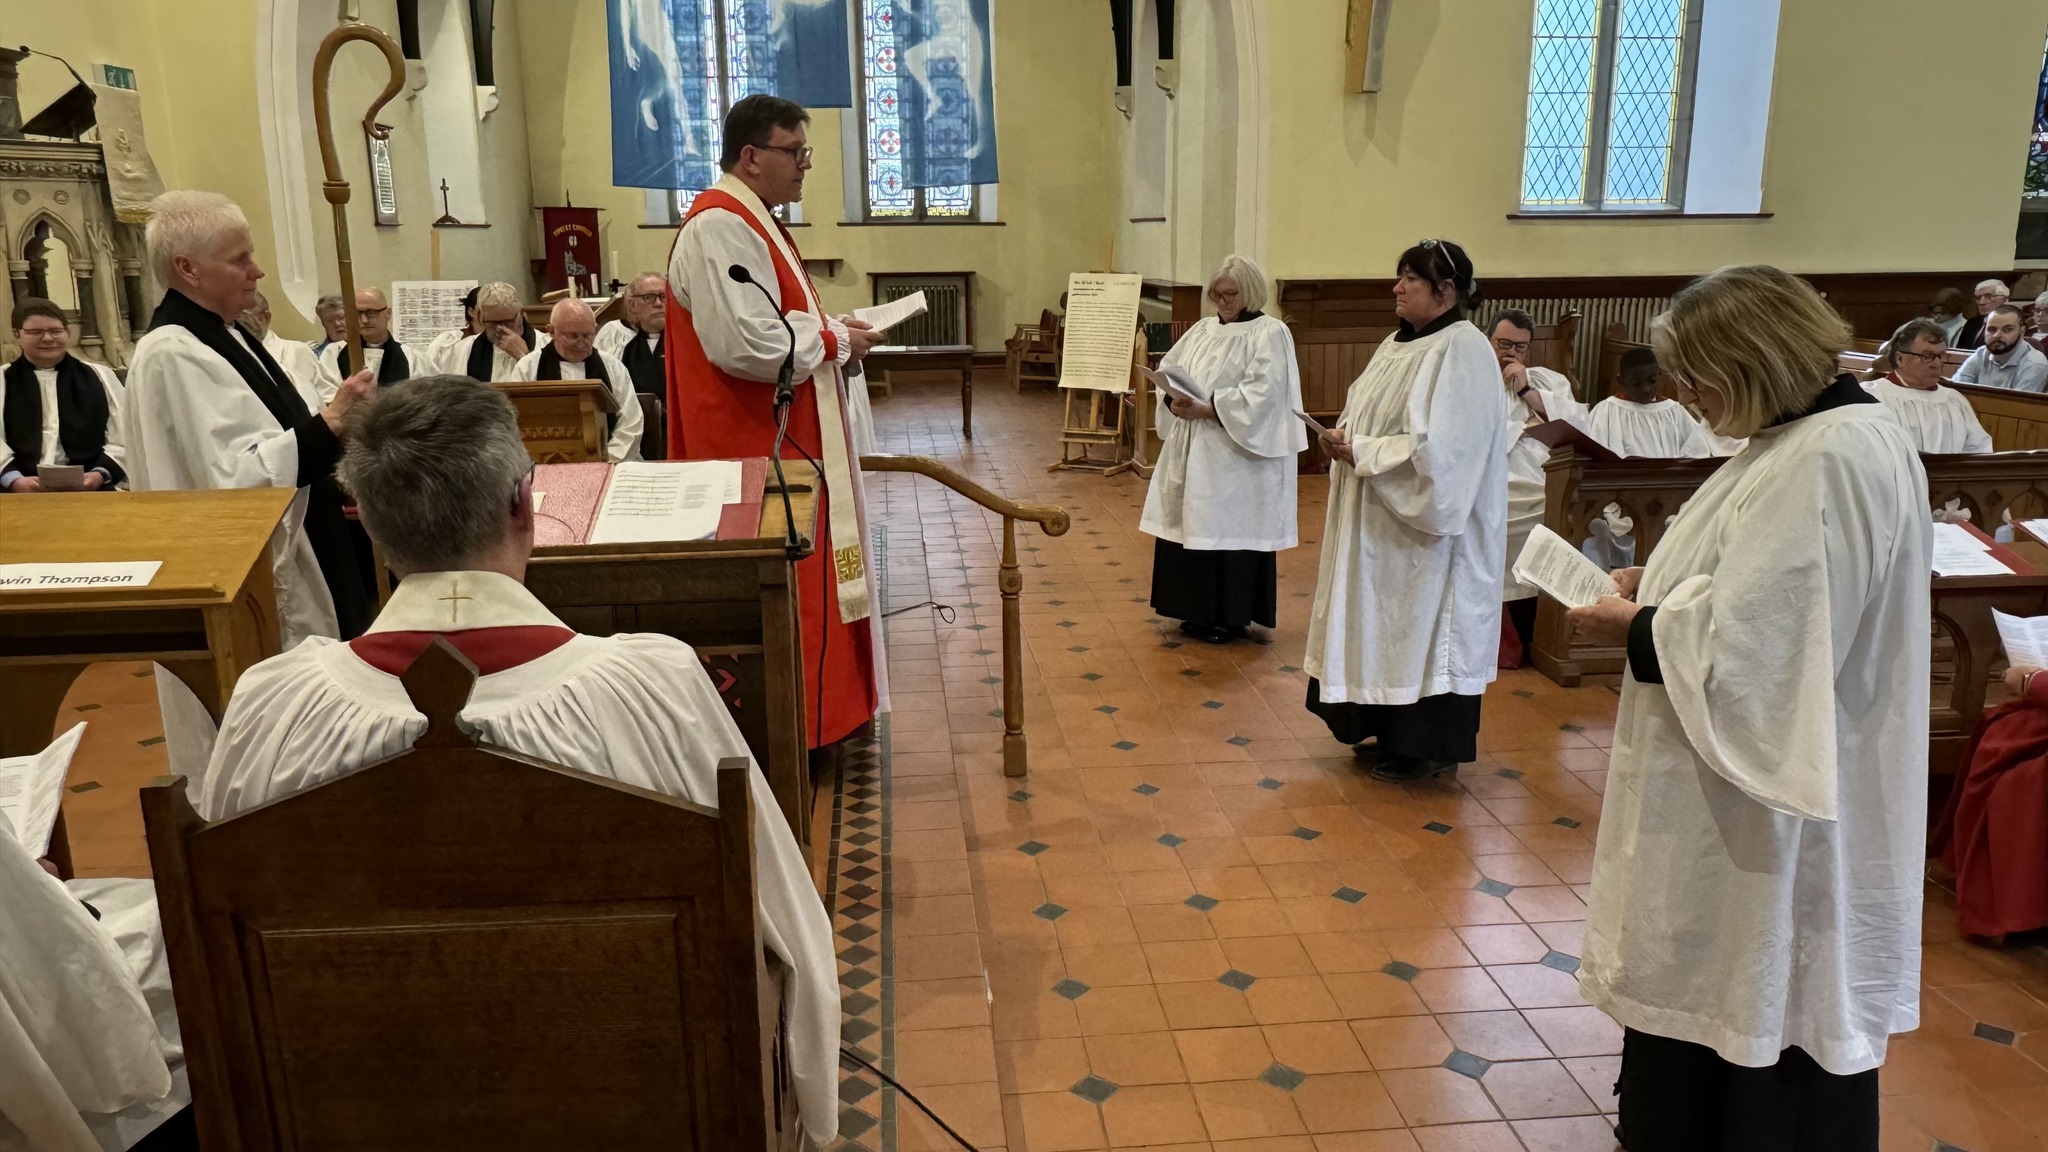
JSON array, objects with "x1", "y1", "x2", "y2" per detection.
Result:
[
  {"x1": 358, "y1": 307, "x2": 390, "y2": 320},
  {"x1": 1897, "y1": 348, "x2": 1947, "y2": 364},
  {"x1": 631, "y1": 292, "x2": 665, "y2": 306},
  {"x1": 1493, "y1": 338, "x2": 1531, "y2": 354},
  {"x1": 753, "y1": 142, "x2": 813, "y2": 164},
  {"x1": 16, "y1": 326, "x2": 66, "y2": 340}
]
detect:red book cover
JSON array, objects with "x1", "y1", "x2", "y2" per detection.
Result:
[{"x1": 533, "y1": 459, "x2": 768, "y2": 546}]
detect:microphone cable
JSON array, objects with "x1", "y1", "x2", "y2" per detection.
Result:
[{"x1": 838, "y1": 1045, "x2": 983, "y2": 1151}]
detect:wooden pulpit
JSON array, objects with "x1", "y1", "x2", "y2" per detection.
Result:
[
  {"x1": 0, "y1": 488, "x2": 292, "y2": 760},
  {"x1": 494, "y1": 379, "x2": 618, "y2": 463}
]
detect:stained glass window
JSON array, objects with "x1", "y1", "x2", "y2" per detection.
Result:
[
  {"x1": 1520, "y1": 0, "x2": 1698, "y2": 210},
  {"x1": 670, "y1": 0, "x2": 801, "y2": 219},
  {"x1": 859, "y1": 0, "x2": 980, "y2": 220},
  {"x1": 2026, "y1": 32, "x2": 2048, "y2": 199}
]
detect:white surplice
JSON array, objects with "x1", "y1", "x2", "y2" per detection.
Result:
[
  {"x1": 595, "y1": 318, "x2": 659, "y2": 362},
  {"x1": 1305, "y1": 320, "x2": 1510, "y2": 703},
  {"x1": 0, "y1": 359, "x2": 127, "y2": 486},
  {"x1": 1138, "y1": 314, "x2": 1307, "y2": 551},
  {"x1": 262, "y1": 330, "x2": 326, "y2": 403},
  {"x1": 422, "y1": 328, "x2": 468, "y2": 375},
  {"x1": 1863, "y1": 377, "x2": 1993, "y2": 455},
  {"x1": 1502, "y1": 365, "x2": 1589, "y2": 600},
  {"x1": 192, "y1": 570, "x2": 841, "y2": 1146},
  {"x1": 1580, "y1": 400, "x2": 1930, "y2": 1076},
  {"x1": 510, "y1": 347, "x2": 647, "y2": 462},
  {"x1": 1587, "y1": 397, "x2": 1713, "y2": 459},
  {"x1": 441, "y1": 331, "x2": 549, "y2": 382},
  {"x1": 124, "y1": 323, "x2": 338, "y2": 646},
  {"x1": 310, "y1": 340, "x2": 397, "y2": 403},
  {"x1": 0, "y1": 816, "x2": 184, "y2": 1152}
]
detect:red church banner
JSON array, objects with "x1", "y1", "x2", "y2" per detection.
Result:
[{"x1": 541, "y1": 206, "x2": 601, "y2": 294}]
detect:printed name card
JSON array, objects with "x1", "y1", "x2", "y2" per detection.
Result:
[{"x1": 0, "y1": 561, "x2": 164, "y2": 591}]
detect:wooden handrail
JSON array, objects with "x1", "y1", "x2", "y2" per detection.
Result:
[{"x1": 860, "y1": 453, "x2": 1070, "y2": 778}]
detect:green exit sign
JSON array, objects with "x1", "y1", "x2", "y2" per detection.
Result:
[{"x1": 95, "y1": 64, "x2": 136, "y2": 90}]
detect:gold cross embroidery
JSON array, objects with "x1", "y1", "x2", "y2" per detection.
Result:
[
  {"x1": 437, "y1": 576, "x2": 473, "y2": 624},
  {"x1": 834, "y1": 545, "x2": 865, "y2": 583}
]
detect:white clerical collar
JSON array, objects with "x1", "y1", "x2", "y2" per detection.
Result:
[{"x1": 369, "y1": 570, "x2": 569, "y2": 633}]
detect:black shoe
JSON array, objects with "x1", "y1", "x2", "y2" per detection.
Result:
[
  {"x1": 1178, "y1": 620, "x2": 1205, "y2": 638},
  {"x1": 1198, "y1": 624, "x2": 1239, "y2": 645},
  {"x1": 1369, "y1": 756, "x2": 1458, "y2": 783},
  {"x1": 1351, "y1": 742, "x2": 1394, "y2": 766}
]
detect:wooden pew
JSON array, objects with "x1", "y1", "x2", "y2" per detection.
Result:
[
  {"x1": 1955, "y1": 381, "x2": 2048, "y2": 452},
  {"x1": 1529, "y1": 446, "x2": 2048, "y2": 777},
  {"x1": 143, "y1": 639, "x2": 800, "y2": 1152}
]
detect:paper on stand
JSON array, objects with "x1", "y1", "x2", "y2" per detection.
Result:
[
  {"x1": 589, "y1": 461, "x2": 743, "y2": 545},
  {"x1": 0, "y1": 722, "x2": 86, "y2": 856},
  {"x1": 851, "y1": 290, "x2": 928, "y2": 335},
  {"x1": 1512, "y1": 525, "x2": 1620, "y2": 610},
  {"x1": 1056, "y1": 272, "x2": 1144, "y2": 393},
  {"x1": 391, "y1": 280, "x2": 479, "y2": 347},
  {"x1": 1931, "y1": 522, "x2": 2012, "y2": 577},
  {"x1": 1994, "y1": 609, "x2": 2048, "y2": 669},
  {"x1": 2018, "y1": 518, "x2": 2048, "y2": 546}
]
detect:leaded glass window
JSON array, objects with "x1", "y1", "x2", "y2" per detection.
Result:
[
  {"x1": 1520, "y1": 0, "x2": 1701, "y2": 210},
  {"x1": 859, "y1": 0, "x2": 979, "y2": 221},
  {"x1": 670, "y1": 0, "x2": 794, "y2": 219},
  {"x1": 2026, "y1": 32, "x2": 2048, "y2": 200}
]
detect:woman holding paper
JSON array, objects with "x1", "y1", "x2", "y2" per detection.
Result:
[
  {"x1": 1138, "y1": 255, "x2": 1306, "y2": 645},
  {"x1": 1567, "y1": 265, "x2": 1930, "y2": 1149},
  {"x1": 1303, "y1": 239, "x2": 1508, "y2": 782}
]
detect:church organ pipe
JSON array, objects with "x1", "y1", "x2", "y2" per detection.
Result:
[{"x1": 311, "y1": 20, "x2": 407, "y2": 373}]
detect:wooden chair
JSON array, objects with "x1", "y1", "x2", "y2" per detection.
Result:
[
  {"x1": 1527, "y1": 310, "x2": 1581, "y2": 389},
  {"x1": 1007, "y1": 307, "x2": 1062, "y2": 391},
  {"x1": 141, "y1": 639, "x2": 797, "y2": 1152},
  {"x1": 637, "y1": 390, "x2": 668, "y2": 460}
]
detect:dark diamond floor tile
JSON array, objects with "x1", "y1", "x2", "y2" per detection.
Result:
[
  {"x1": 1423, "y1": 821, "x2": 1454, "y2": 834},
  {"x1": 1186, "y1": 893, "x2": 1220, "y2": 912},
  {"x1": 1133, "y1": 783, "x2": 1161, "y2": 796},
  {"x1": 1260, "y1": 1062, "x2": 1307, "y2": 1091},
  {"x1": 1053, "y1": 979, "x2": 1091, "y2": 1001},
  {"x1": 1291, "y1": 826, "x2": 1322, "y2": 841},
  {"x1": 1257, "y1": 777, "x2": 1283, "y2": 790},
  {"x1": 1496, "y1": 768, "x2": 1524, "y2": 780},
  {"x1": 1476, "y1": 878, "x2": 1515, "y2": 898},
  {"x1": 1113, "y1": 740, "x2": 1138, "y2": 751},
  {"x1": 1540, "y1": 951, "x2": 1581, "y2": 975},
  {"x1": 1443, "y1": 1049, "x2": 1493, "y2": 1079},
  {"x1": 1218, "y1": 969, "x2": 1257, "y2": 991},
  {"x1": 1158, "y1": 833, "x2": 1186, "y2": 847},
  {"x1": 1553, "y1": 816, "x2": 1583, "y2": 829},
  {"x1": 1973, "y1": 1022, "x2": 2016, "y2": 1045},
  {"x1": 1019, "y1": 840, "x2": 1049, "y2": 856},
  {"x1": 1070, "y1": 1074, "x2": 1119, "y2": 1104},
  {"x1": 1201, "y1": 700, "x2": 1224, "y2": 709},
  {"x1": 1034, "y1": 902, "x2": 1069, "y2": 921},
  {"x1": 1332, "y1": 886, "x2": 1367, "y2": 904},
  {"x1": 1382, "y1": 961, "x2": 1421, "y2": 982}
]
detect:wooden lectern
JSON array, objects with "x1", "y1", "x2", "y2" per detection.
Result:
[
  {"x1": 517, "y1": 459, "x2": 818, "y2": 845},
  {"x1": 493, "y1": 379, "x2": 618, "y2": 463},
  {"x1": 0, "y1": 489, "x2": 291, "y2": 759}
]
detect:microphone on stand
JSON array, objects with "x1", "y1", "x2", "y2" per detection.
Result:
[{"x1": 728, "y1": 263, "x2": 803, "y2": 557}]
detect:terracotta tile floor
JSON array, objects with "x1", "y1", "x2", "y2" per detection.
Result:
[{"x1": 46, "y1": 371, "x2": 2048, "y2": 1152}]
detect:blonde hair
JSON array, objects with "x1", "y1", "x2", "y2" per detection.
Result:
[
  {"x1": 475, "y1": 281, "x2": 523, "y2": 313},
  {"x1": 1210, "y1": 253, "x2": 1269, "y2": 315},
  {"x1": 1650, "y1": 265, "x2": 1851, "y2": 440},
  {"x1": 144, "y1": 190, "x2": 249, "y2": 285}
]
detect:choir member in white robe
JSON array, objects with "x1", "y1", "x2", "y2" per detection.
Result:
[
  {"x1": 1569, "y1": 266, "x2": 1927, "y2": 1149},
  {"x1": 1491, "y1": 307, "x2": 1589, "y2": 653},
  {"x1": 1582, "y1": 348, "x2": 1714, "y2": 569},
  {"x1": 3, "y1": 297, "x2": 126, "y2": 492},
  {"x1": 0, "y1": 816, "x2": 188, "y2": 1152},
  {"x1": 421, "y1": 285, "x2": 480, "y2": 374},
  {"x1": 595, "y1": 272, "x2": 672, "y2": 400},
  {"x1": 1139, "y1": 255, "x2": 1306, "y2": 644},
  {"x1": 240, "y1": 290, "x2": 325, "y2": 404},
  {"x1": 312, "y1": 286, "x2": 416, "y2": 402},
  {"x1": 1306, "y1": 239, "x2": 1509, "y2": 782},
  {"x1": 309, "y1": 293, "x2": 345, "y2": 356},
  {"x1": 439, "y1": 280, "x2": 547, "y2": 382},
  {"x1": 1863, "y1": 317, "x2": 1993, "y2": 455},
  {"x1": 192, "y1": 376, "x2": 841, "y2": 1148},
  {"x1": 512, "y1": 297, "x2": 645, "y2": 461},
  {"x1": 122, "y1": 191, "x2": 378, "y2": 645}
]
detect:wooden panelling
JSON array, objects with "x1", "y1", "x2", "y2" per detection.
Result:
[{"x1": 1960, "y1": 383, "x2": 2048, "y2": 453}]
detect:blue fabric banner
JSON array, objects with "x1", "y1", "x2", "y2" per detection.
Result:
[
  {"x1": 890, "y1": 0, "x2": 998, "y2": 189},
  {"x1": 609, "y1": 0, "x2": 855, "y2": 191}
]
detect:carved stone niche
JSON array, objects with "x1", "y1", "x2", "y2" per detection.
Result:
[{"x1": 0, "y1": 139, "x2": 148, "y2": 368}]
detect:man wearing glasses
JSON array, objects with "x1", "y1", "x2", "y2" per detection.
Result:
[
  {"x1": 595, "y1": 271, "x2": 670, "y2": 398},
  {"x1": 1867, "y1": 317, "x2": 1993, "y2": 453},
  {"x1": 1491, "y1": 309, "x2": 1586, "y2": 657},
  {"x1": 666, "y1": 94, "x2": 884, "y2": 756},
  {"x1": 314, "y1": 285, "x2": 413, "y2": 400},
  {"x1": 3, "y1": 298, "x2": 126, "y2": 493}
]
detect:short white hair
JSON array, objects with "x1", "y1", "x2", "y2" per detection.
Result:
[
  {"x1": 1977, "y1": 279, "x2": 2011, "y2": 298},
  {"x1": 145, "y1": 190, "x2": 250, "y2": 285},
  {"x1": 631, "y1": 272, "x2": 666, "y2": 292},
  {"x1": 1210, "y1": 253, "x2": 1270, "y2": 315},
  {"x1": 549, "y1": 297, "x2": 595, "y2": 327},
  {"x1": 476, "y1": 281, "x2": 523, "y2": 312}
]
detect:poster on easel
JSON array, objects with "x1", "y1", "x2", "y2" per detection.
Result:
[
  {"x1": 391, "y1": 280, "x2": 477, "y2": 347},
  {"x1": 1057, "y1": 273, "x2": 1145, "y2": 392}
]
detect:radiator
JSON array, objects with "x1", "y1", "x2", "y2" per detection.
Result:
[
  {"x1": 873, "y1": 274, "x2": 970, "y2": 346},
  {"x1": 1480, "y1": 296, "x2": 1672, "y2": 391}
]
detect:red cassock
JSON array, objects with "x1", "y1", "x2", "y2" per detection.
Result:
[
  {"x1": 664, "y1": 190, "x2": 878, "y2": 749},
  {"x1": 1931, "y1": 676, "x2": 2048, "y2": 937}
]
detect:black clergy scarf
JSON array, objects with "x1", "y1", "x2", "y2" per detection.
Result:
[
  {"x1": 147, "y1": 288, "x2": 372, "y2": 638},
  {"x1": 1394, "y1": 306, "x2": 1464, "y2": 342},
  {"x1": 466, "y1": 324, "x2": 535, "y2": 382},
  {"x1": 616, "y1": 325, "x2": 665, "y2": 394},
  {"x1": 3, "y1": 353, "x2": 122, "y2": 482},
  {"x1": 535, "y1": 343, "x2": 620, "y2": 435},
  {"x1": 334, "y1": 339, "x2": 412, "y2": 385}
]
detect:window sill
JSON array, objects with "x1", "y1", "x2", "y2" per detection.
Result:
[
  {"x1": 1129, "y1": 216, "x2": 1167, "y2": 223},
  {"x1": 1506, "y1": 210, "x2": 1773, "y2": 221},
  {"x1": 432, "y1": 221, "x2": 491, "y2": 229},
  {"x1": 835, "y1": 220, "x2": 1007, "y2": 227}
]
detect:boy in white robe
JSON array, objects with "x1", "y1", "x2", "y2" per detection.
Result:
[
  {"x1": 1139, "y1": 254, "x2": 1306, "y2": 644},
  {"x1": 1569, "y1": 266, "x2": 1927, "y2": 1148},
  {"x1": 1491, "y1": 307, "x2": 1589, "y2": 655},
  {"x1": 511, "y1": 297, "x2": 646, "y2": 462},
  {"x1": 1308, "y1": 239, "x2": 1509, "y2": 782},
  {"x1": 1863, "y1": 317, "x2": 1993, "y2": 455},
  {"x1": 442, "y1": 281, "x2": 548, "y2": 383},
  {"x1": 123, "y1": 191, "x2": 377, "y2": 646},
  {"x1": 1582, "y1": 348, "x2": 1712, "y2": 570},
  {"x1": 193, "y1": 375, "x2": 839, "y2": 1148}
]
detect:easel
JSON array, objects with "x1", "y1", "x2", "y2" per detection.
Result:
[{"x1": 1050, "y1": 329, "x2": 1146, "y2": 475}]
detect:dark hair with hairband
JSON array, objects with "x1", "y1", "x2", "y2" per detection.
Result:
[{"x1": 1396, "y1": 238, "x2": 1485, "y2": 310}]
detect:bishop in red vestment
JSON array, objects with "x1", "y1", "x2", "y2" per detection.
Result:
[{"x1": 1932, "y1": 664, "x2": 2048, "y2": 938}]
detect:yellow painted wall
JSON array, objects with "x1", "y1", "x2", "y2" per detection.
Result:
[
  {"x1": 1257, "y1": 0, "x2": 2048, "y2": 281},
  {"x1": 513, "y1": 0, "x2": 1117, "y2": 350},
  {"x1": 13, "y1": 0, "x2": 536, "y2": 339}
]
